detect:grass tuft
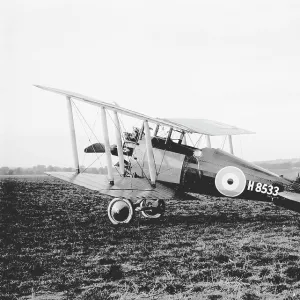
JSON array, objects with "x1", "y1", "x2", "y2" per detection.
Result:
[{"x1": 103, "y1": 264, "x2": 123, "y2": 281}]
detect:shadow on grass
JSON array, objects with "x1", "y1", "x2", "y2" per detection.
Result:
[{"x1": 137, "y1": 209, "x2": 292, "y2": 227}]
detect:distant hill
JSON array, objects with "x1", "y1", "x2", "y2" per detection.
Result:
[{"x1": 254, "y1": 158, "x2": 300, "y2": 180}]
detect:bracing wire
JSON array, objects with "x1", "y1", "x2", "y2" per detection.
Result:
[
  {"x1": 187, "y1": 133, "x2": 196, "y2": 147},
  {"x1": 72, "y1": 101, "x2": 165, "y2": 185},
  {"x1": 134, "y1": 157, "x2": 152, "y2": 186},
  {"x1": 157, "y1": 148, "x2": 167, "y2": 176},
  {"x1": 108, "y1": 109, "x2": 144, "y2": 180},
  {"x1": 221, "y1": 135, "x2": 227, "y2": 150},
  {"x1": 239, "y1": 136, "x2": 244, "y2": 159},
  {"x1": 107, "y1": 110, "x2": 144, "y2": 178},
  {"x1": 71, "y1": 102, "x2": 86, "y2": 169},
  {"x1": 81, "y1": 157, "x2": 102, "y2": 174},
  {"x1": 195, "y1": 134, "x2": 203, "y2": 148},
  {"x1": 72, "y1": 101, "x2": 102, "y2": 146},
  {"x1": 108, "y1": 111, "x2": 133, "y2": 172},
  {"x1": 74, "y1": 102, "x2": 99, "y2": 168},
  {"x1": 105, "y1": 110, "x2": 127, "y2": 177},
  {"x1": 72, "y1": 100, "x2": 104, "y2": 172}
]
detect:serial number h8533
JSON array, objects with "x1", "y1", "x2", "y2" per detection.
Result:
[{"x1": 247, "y1": 180, "x2": 279, "y2": 196}]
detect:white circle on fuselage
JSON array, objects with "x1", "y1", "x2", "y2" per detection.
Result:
[
  {"x1": 221, "y1": 173, "x2": 239, "y2": 191},
  {"x1": 215, "y1": 166, "x2": 246, "y2": 197}
]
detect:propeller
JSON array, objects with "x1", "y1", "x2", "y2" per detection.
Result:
[{"x1": 84, "y1": 143, "x2": 117, "y2": 155}]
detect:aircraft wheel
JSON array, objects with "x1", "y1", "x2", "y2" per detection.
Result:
[
  {"x1": 140, "y1": 199, "x2": 165, "y2": 219},
  {"x1": 107, "y1": 198, "x2": 134, "y2": 225}
]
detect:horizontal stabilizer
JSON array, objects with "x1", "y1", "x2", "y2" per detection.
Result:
[
  {"x1": 161, "y1": 118, "x2": 254, "y2": 136},
  {"x1": 45, "y1": 172, "x2": 181, "y2": 200},
  {"x1": 274, "y1": 191, "x2": 300, "y2": 213},
  {"x1": 278, "y1": 191, "x2": 300, "y2": 203}
]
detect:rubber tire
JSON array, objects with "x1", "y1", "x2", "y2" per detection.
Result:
[{"x1": 107, "y1": 198, "x2": 134, "y2": 225}]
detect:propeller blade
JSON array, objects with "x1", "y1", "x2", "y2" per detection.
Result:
[
  {"x1": 84, "y1": 143, "x2": 118, "y2": 155},
  {"x1": 84, "y1": 143, "x2": 105, "y2": 153}
]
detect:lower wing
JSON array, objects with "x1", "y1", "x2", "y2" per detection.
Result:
[{"x1": 45, "y1": 172, "x2": 185, "y2": 200}]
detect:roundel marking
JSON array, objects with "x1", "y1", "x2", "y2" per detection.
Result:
[{"x1": 215, "y1": 166, "x2": 246, "y2": 197}]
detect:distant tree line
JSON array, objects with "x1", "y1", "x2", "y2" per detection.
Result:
[{"x1": 0, "y1": 165, "x2": 108, "y2": 175}]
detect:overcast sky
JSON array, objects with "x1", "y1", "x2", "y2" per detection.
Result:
[{"x1": 1, "y1": 0, "x2": 300, "y2": 168}]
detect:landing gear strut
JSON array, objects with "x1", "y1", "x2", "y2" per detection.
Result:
[{"x1": 107, "y1": 198, "x2": 165, "y2": 225}]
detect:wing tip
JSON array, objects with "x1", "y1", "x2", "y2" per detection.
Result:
[
  {"x1": 33, "y1": 84, "x2": 48, "y2": 90},
  {"x1": 34, "y1": 84, "x2": 51, "y2": 88}
]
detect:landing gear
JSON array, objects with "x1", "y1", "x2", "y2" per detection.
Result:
[
  {"x1": 140, "y1": 199, "x2": 165, "y2": 219},
  {"x1": 107, "y1": 198, "x2": 165, "y2": 224}
]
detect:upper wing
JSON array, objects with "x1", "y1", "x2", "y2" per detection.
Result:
[
  {"x1": 35, "y1": 85, "x2": 253, "y2": 136},
  {"x1": 160, "y1": 118, "x2": 254, "y2": 136},
  {"x1": 46, "y1": 172, "x2": 185, "y2": 200},
  {"x1": 34, "y1": 85, "x2": 191, "y2": 132}
]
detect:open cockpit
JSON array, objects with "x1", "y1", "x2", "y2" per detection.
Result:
[{"x1": 123, "y1": 124, "x2": 198, "y2": 157}]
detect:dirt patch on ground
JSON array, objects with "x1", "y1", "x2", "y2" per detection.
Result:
[{"x1": 1, "y1": 176, "x2": 300, "y2": 299}]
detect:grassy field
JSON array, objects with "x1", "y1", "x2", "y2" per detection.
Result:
[{"x1": 1, "y1": 176, "x2": 300, "y2": 299}]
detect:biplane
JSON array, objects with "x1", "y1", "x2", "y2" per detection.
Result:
[{"x1": 35, "y1": 85, "x2": 300, "y2": 225}]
